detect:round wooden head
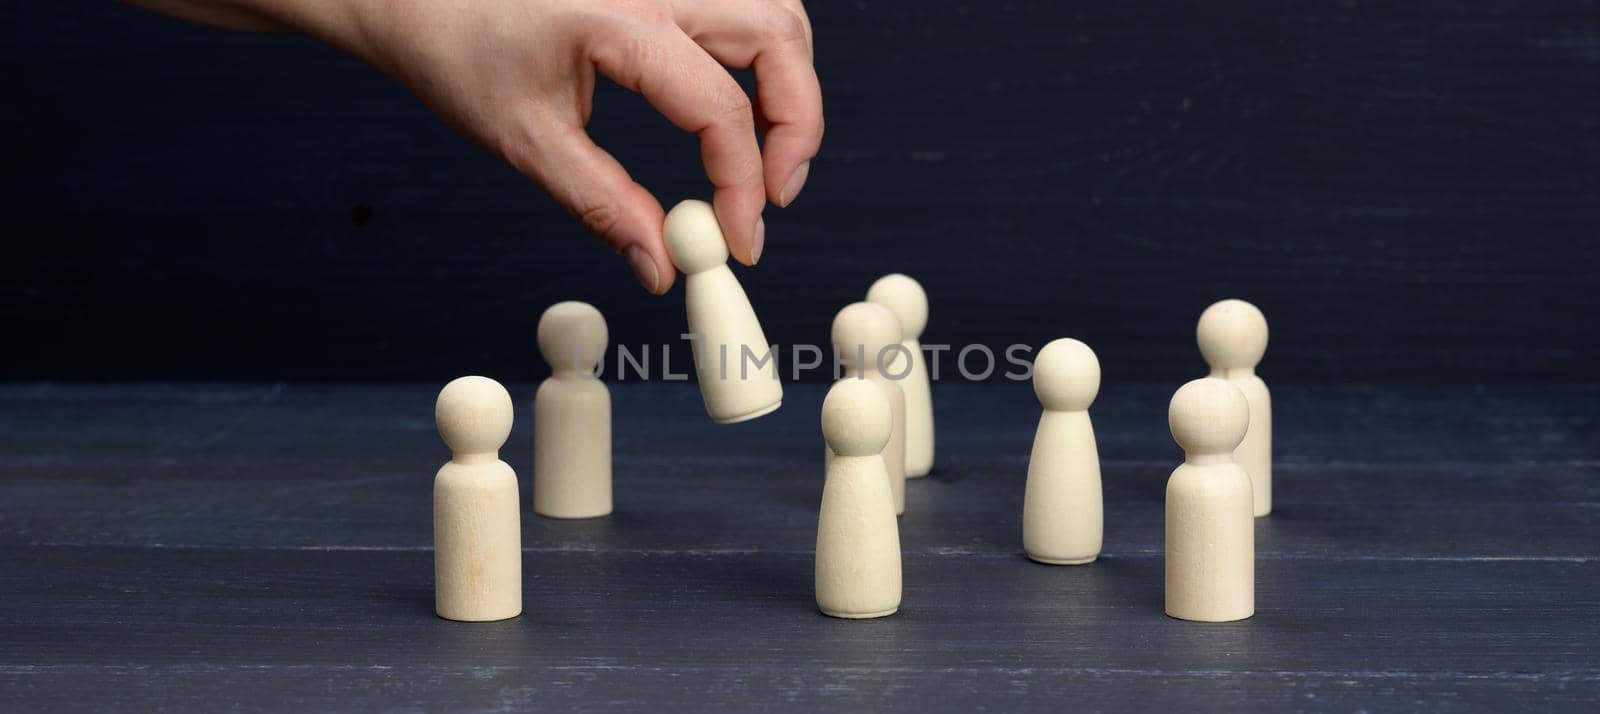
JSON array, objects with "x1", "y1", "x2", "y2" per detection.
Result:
[
  {"x1": 1197, "y1": 299, "x2": 1268, "y2": 372},
  {"x1": 663, "y1": 200, "x2": 729, "y2": 274},
  {"x1": 436, "y1": 376, "x2": 514, "y2": 456},
  {"x1": 1032, "y1": 338, "x2": 1100, "y2": 411},
  {"x1": 822, "y1": 379, "x2": 892, "y2": 457},
  {"x1": 537, "y1": 301, "x2": 608, "y2": 374},
  {"x1": 866, "y1": 273, "x2": 928, "y2": 340},
  {"x1": 831, "y1": 302, "x2": 902, "y2": 375},
  {"x1": 1168, "y1": 377, "x2": 1249, "y2": 457}
]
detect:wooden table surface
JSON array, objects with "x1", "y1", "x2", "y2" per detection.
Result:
[{"x1": 2, "y1": 381, "x2": 1596, "y2": 711}]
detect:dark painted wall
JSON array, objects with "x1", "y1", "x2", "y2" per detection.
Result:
[{"x1": 3, "y1": 2, "x2": 1596, "y2": 383}]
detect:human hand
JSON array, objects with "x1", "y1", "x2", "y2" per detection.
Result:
[{"x1": 283, "y1": 0, "x2": 822, "y2": 294}]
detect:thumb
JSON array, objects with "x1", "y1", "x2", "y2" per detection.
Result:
[{"x1": 510, "y1": 123, "x2": 677, "y2": 295}]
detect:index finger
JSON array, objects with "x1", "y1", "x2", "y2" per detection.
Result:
[
  {"x1": 673, "y1": 2, "x2": 823, "y2": 208},
  {"x1": 590, "y1": 28, "x2": 767, "y2": 266}
]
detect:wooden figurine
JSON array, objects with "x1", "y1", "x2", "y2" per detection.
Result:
[
  {"x1": 534, "y1": 301, "x2": 612, "y2": 519},
  {"x1": 866, "y1": 273, "x2": 935, "y2": 478},
  {"x1": 1197, "y1": 298, "x2": 1273, "y2": 516},
  {"x1": 433, "y1": 376, "x2": 522, "y2": 622},
  {"x1": 816, "y1": 379, "x2": 902, "y2": 619},
  {"x1": 1164, "y1": 377, "x2": 1255, "y2": 622},
  {"x1": 1022, "y1": 338, "x2": 1103, "y2": 565},
  {"x1": 662, "y1": 200, "x2": 783, "y2": 424},
  {"x1": 827, "y1": 301, "x2": 907, "y2": 515}
]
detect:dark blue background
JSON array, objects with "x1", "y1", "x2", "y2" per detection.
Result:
[{"x1": 3, "y1": 2, "x2": 1595, "y2": 382}]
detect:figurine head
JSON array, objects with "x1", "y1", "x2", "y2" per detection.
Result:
[
  {"x1": 663, "y1": 200, "x2": 730, "y2": 274},
  {"x1": 831, "y1": 302, "x2": 902, "y2": 376},
  {"x1": 822, "y1": 378, "x2": 892, "y2": 457},
  {"x1": 1197, "y1": 299, "x2": 1268, "y2": 372},
  {"x1": 866, "y1": 273, "x2": 928, "y2": 340},
  {"x1": 1032, "y1": 338, "x2": 1100, "y2": 411},
  {"x1": 1168, "y1": 377, "x2": 1249, "y2": 457},
  {"x1": 537, "y1": 301, "x2": 608, "y2": 374},
  {"x1": 436, "y1": 376, "x2": 514, "y2": 457}
]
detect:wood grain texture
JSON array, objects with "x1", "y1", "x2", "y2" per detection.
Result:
[
  {"x1": 2, "y1": 2, "x2": 1597, "y2": 382},
  {"x1": 0, "y1": 381, "x2": 1596, "y2": 710}
]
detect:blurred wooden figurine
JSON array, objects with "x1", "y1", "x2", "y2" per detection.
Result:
[
  {"x1": 534, "y1": 301, "x2": 612, "y2": 519},
  {"x1": 827, "y1": 301, "x2": 907, "y2": 515},
  {"x1": 1197, "y1": 299, "x2": 1272, "y2": 516},
  {"x1": 867, "y1": 273, "x2": 935, "y2": 478}
]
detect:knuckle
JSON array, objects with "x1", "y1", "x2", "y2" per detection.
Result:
[
  {"x1": 712, "y1": 86, "x2": 755, "y2": 127},
  {"x1": 728, "y1": 153, "x2": 763, "y2": 188},
  {"x1": 498, "y1": 130, "x2": 546, "y2": 181},
  {"x1": 766, "y1": 9, "x2": 808, "y2": 44},
  {"x1": 589, "y1": 34, "x2": 656, "y2": 89},
  {"x1": 615, "y1": 0, "x2": 674, "y2": 26},
  {"x1": 589, "y1": 0, "x2": 670, "y2": 26},
  {"x1": 786, "y1": 98, "x2": 825, "y2": 139},
  {"x1": 715, "y1": 141, "x2": 763, "y2": 188},
  {"x1": 619, "y1": 34, "x2": 658, "y2": 70},
  {"x1": 574, "y1": 198, "x2": 625, "y2": 240},
  {"x1": 495, "y1": 110, "x2": 568, "y2": 178}
]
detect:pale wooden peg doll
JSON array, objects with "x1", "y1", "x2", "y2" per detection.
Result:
[
  {"x1": 1022, "y1": 338, "x2": 1103, "y2": 565},
  {"x1": 827, "y1": 301, "x2": 907, "y2": 515},
  {"x1": 534, "y1": 301, "x2": 612, "y2": 519},
  {"x1": 1165, "y1": 377, "x2": 1255, "y2": 622},
  {"x1": 662, "y1": 200, "x2": 783, "y2": 424},
  {"x1": 816, "y1": 378, "x2": 902, "y2": 619},
  {"x1": 434, "y1": 376, "x2": 522, "y2": 622},
  {"x1": 1197, "y1": 298, "x2": 1272, "y2": 517},
  {"x1": 866, "y1": 273, "x2": 935, "y2": 478}
]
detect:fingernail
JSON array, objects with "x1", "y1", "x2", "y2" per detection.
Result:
[
  {"x1": 780, "y1": 161, "x2": 810, "y2": 207},
  {"x1": 751, "y1": 217, "x2": 766, "y2": 265},
  {"x1": 625, "y1": 245, "x2": 660, "y2": 294}
]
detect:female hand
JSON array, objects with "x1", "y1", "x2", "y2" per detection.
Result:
[{"x1": 129, "y1": 0, "x2": 824, "y2": 293}]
